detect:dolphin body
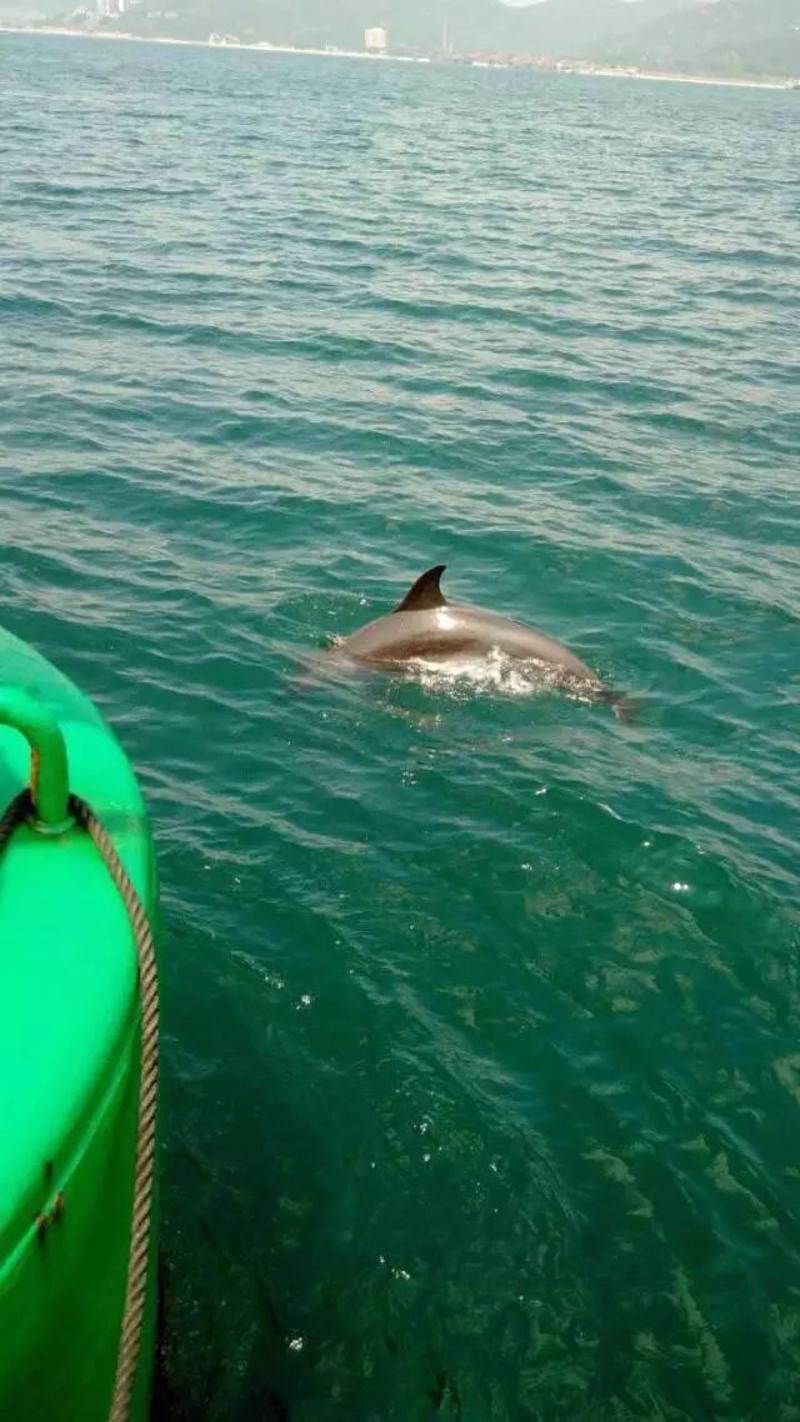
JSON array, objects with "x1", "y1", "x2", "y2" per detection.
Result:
[{"x1": 337, "y1": 565, "x2": 624, "y2": 713}]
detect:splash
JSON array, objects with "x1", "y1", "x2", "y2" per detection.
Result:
[{"x1": 400, "y1": 649, "x2": 600, "y2": 704}]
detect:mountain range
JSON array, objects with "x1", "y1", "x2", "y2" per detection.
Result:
[{"x1": 28, "y1": 0, "x2": 800, "y2": 79}]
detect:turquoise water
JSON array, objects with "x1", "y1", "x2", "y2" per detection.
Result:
[{"x1": 2, "y1": 32, "x2": 799, "y2": 1420}]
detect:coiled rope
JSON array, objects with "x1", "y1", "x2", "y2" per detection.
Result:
[{"x1": 0, "y1": 788, "x2": 159, "y2": 1422}]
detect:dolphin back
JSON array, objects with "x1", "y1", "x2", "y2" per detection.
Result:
[{"x1": 334, "y1": 566, "x2": 633, "y2": 719}]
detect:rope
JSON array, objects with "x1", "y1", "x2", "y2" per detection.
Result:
[
  {"x1": 69, "y1": 796, "x2": 160, "y2": 1422},
  {"x1": 0, "y1": 789, "x2": 159, "y2": 1422},
  {"x1": 0, "y1": 788, "x2": 32, "y2": 849}
]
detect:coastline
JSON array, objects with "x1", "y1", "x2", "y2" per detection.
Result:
[
  {"x1": 571, "y1": 65, "x2": 792, "y2": 91},
  {"x1": 0, "y1": 24, "x2": 427, "y2": 63},
  {"x1": 0, "y1": 25, "x2": 794, "y2": 90}
]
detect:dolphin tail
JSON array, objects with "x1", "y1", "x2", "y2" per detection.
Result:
[
  {"x1": 595, "y1": 686, "x2": 639, "y2": 722},
  {"x1": 602, "y1": 691, "x2": 640, "y2": 723}
]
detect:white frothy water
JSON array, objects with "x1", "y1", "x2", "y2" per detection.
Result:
[
  {"x1": 317, "y1": 641, "x2": 604, "y2": 707},
  {"x1": 402, "y1": 649, "x2": 599, "y2": 703}
]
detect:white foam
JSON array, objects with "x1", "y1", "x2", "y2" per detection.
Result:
[{"x1": 402, "y1": 649, "x2": 597, "y2": 703}]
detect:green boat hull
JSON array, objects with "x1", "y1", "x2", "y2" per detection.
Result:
[{"x1": 0, "y1": 627, "x2": 159, "y2": 1421}]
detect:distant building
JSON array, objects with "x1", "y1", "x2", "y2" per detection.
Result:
[
  {"x1": 97, "y1": 0, "x2": 127, "y2": 14},
  {"x1": 364, "y1": 26, "x2": 388, "y2": 55}
]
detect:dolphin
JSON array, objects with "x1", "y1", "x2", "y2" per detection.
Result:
[{"x1": 336, "y1": 565, "x2": 630, "y2": 715}]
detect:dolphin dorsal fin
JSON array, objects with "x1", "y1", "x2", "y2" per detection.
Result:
[{"x1": 393, "y1": 565, "x2": 447, "y2": 614}]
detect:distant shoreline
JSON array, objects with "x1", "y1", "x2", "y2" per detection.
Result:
[
  {"x1": 0, "y1": 24, "x2": 428, "y2": 64},
  {"x1": 0, "y1": 25, "x2": 795, "y2": 91},
  {"x1": 572, "y1": 65, "x2": 791, "y2": 92}
]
